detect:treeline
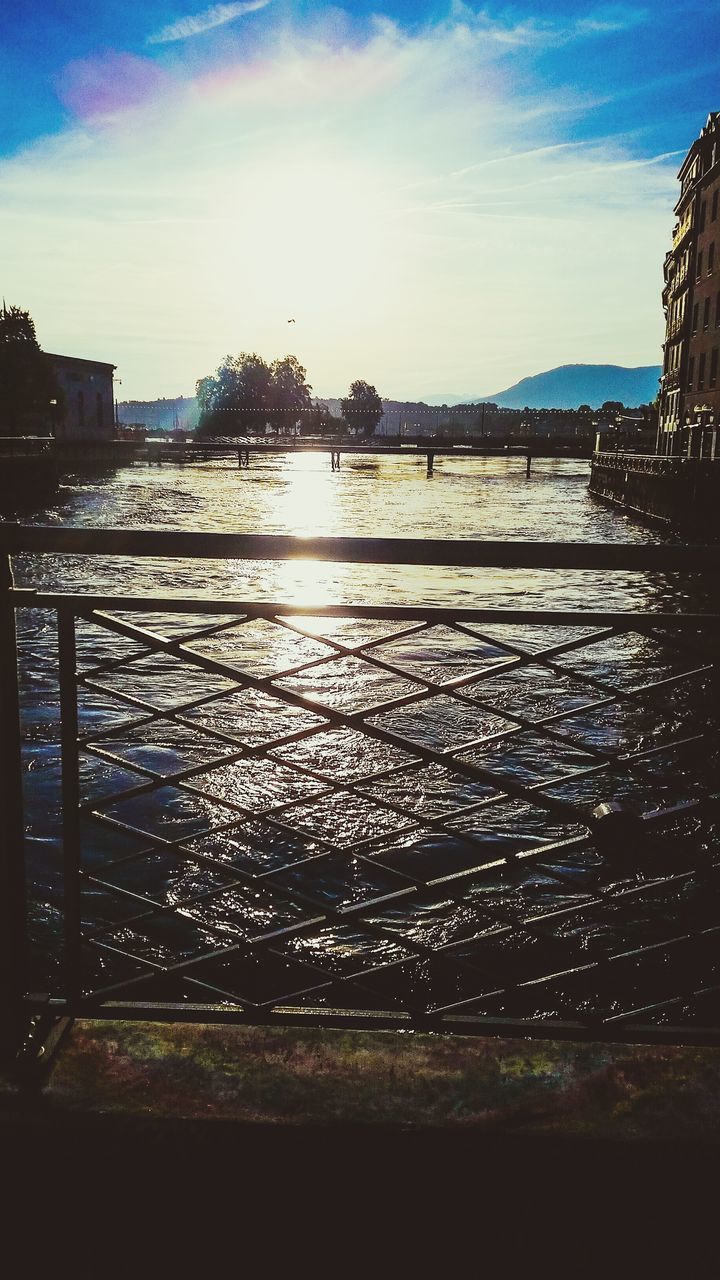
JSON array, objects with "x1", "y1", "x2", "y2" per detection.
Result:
[
  {"x1": 375, "y1": 399, "x2": 658, "y2": 439},
  {"x1": 196, "y1": 353, "x2": 383, "y2": 437}
]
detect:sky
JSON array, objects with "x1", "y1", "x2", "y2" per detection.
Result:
[{"x1": 1, "y1": 1, "x2": 718, "y2": 400}]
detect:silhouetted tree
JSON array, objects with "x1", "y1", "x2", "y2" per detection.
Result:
[
  {"x1": 340, "y1": 380, "x2": 383, "y2": 437},
  {"x1": 268, "y1": 356, "x2": 312, "y2": 434},
  {"x1": 196, "y1": 352, "x2": 313, "y2": 436},
  {"x1": 0, "y1": 303, "x2": 61, "y2": 435},
  {"x1": 601, "y1": 400, "x2": 624, "y2": 414},
  {"x1": 196, "y1": 353, "x2": 273, "y2": 435}
]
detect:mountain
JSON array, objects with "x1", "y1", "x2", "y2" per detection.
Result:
[
  {"x1": 420, "y1": 393, "x2": 475, "y2": 406},
  {"x1": 476, "y1": 364, "x2": 661, "y2": 410}
]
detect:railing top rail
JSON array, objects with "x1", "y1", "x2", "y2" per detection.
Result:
[{"x1": 1, "y1": 524, "x2": 718, "y2": 570}]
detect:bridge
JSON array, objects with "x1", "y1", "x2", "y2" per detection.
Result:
[{"x1": 144, "y1": 435, "x2": 594, "y2": 473}]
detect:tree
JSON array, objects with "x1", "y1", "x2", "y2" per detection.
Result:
[
  {"x1": 578, "y1": 404, "x2": 592, "y2": 415},
  {"x1": 196, "y1": 353, "x2": 273, "y2": 436},
  {"x1": 340, "y1": 380, "x2": 383, "y2": 437},
  {"x1": 0, "y1": 303, "x2": 61, "y2": 435},
  {"x1": 601, "y1": 400, "x2": 624, "y2": 414},
  {"x1": 196, "y1": 352, "x2": 313, "y2": 437},
  {"x1": 268, "y1": 355, "x2": 312, "y2": 435}
]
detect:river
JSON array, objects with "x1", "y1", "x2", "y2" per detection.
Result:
[{"x1": 6, "y1": 454, "x2": 719, "y2": 1026}]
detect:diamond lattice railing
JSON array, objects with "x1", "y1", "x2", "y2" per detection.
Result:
[
  {"x1": 27, "y1": 596, "x2": 716, "y2": 1036},
  {"x1": 2, "y1": 527, "x2": 718, "y2": 1043}
]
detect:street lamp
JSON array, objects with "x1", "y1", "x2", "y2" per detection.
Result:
[{"x1": 113, "y1": 377, "x2": 122, "y2": 430}]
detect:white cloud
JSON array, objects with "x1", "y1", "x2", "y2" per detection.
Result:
[
  {"x1": 147, "y1": 1, "x2": 271, "y2": 45},
  {"x1": 1, "y1": 10, "x2": 673, "y2": 399}
]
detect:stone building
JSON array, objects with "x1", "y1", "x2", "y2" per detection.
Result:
[
  {"x1": 44, "y1": 352, "x2": 116, "y2": 442},
  {"x1": 658, "y1": 112, "x2": 720, "y2": 456}
]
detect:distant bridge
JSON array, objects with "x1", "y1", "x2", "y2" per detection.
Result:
[{"x1": 143, "y1": 436, "x2": 594, "y2": 473}]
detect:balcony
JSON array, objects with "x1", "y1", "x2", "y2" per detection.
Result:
[{"x1": 672, "y1": 205, "x2": 695, "y2": 250}]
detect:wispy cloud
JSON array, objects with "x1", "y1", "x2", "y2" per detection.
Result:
[
  {"x1": 147, "y1": 1, "x2": 270, "y2": 46},
  {"x1": 447, "y1": 3, "x2": 648, "y2": 48}
]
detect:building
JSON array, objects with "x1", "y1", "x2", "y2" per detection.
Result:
[
  {"x1": 44, "y1": 352, "x2": 116, "y2": 442},
  {"x1": 116, "y1": 396, "x2": 199, "y2": 432},
  {"x1": 658, "y1": 112, "x2": 720, "y2": 456}
]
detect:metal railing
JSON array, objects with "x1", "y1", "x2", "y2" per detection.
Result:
[
  {"x1": 593, "y1": 452, "x2": 684, "y2": 474},
  {"x1": 594, "y1": 452, "x2": 720, "y2": 473},
  {"x1": 2, "y1": 526, "x2": 720, "y2": 1070},
  {"x1": 0, "y1": 435, "x2": 55, "y2": 456}
]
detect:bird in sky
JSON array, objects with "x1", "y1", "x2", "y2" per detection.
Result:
[{"x1": 287, "y1": 318, "x2": 295, "y2": 323}]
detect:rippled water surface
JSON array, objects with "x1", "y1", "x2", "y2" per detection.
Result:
[
  {"x1": 9, "y1": 452, "x2": 677, "y2": 604},
  {"x1": 8, "y1": 454, "x2": 719, "y2": 1025}
]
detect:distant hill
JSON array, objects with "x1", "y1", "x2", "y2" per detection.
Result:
[
  {"x1": 477, "y1": 364, "x2": 661, "y2": 410},
  {"x1": 421, "y1": 393, "x2": 475, "y2": 406}
]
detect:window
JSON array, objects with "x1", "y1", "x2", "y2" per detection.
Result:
[
  {"x1": 698, "y1": 351, "x2": 706, "y2": 390},
  {"x1": 710, "y1": 347, "x2": 718, "y2": 389},
  {"x1": 692, "y1": 301, "x2": 699, "y2": 332},
  {"x1": 704, "y1": 297, "x2": 710, "y2": 329},
  {"x1": 688, "y1": 356, "x2": 695, "y2": 389},
  {"x1": 713, "y1": 189, "x2": 719, "y2": 222},
  {"x1": 716, "y1": 290, "x2": 720, "y2": 327},
  {"x1": 697, "y1": 250, "x2": 703, "y2": 279},
  {"x1": 700, "y1": 201, "x2": 706, "y2": 231},
  {"x1": 710, "y1": 243, "x2": 716, "y2": 273}
]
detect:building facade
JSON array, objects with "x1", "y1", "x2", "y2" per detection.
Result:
[
  {"x1": 658, "y1": 112, "x2": 720, "y2": 456},
  {"x1": 44, "y1": 352, "x2": 116, "y2": 442}
]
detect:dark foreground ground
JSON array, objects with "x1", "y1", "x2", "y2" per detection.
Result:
[{"x1": 3, "y1": 1021, "x2": 720, "y2": 1273}]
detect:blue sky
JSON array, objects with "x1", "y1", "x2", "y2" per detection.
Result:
[{"x1": 1, "y1": 2, "x2": 718, "y2": 397}]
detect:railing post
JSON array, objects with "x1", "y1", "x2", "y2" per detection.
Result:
[
  {"x1": 0, "y1": 547, "x2": 28, "y2": 1067},
  {"x1": 57, "y1": 608, "x2": 83, "y2": 1008}
]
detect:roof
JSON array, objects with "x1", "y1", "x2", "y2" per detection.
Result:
[{"x1": 43, "y1": 352, "x2": 116, "y2": 372}]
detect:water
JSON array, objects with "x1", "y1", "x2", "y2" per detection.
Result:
[
  {"x1": 7, "y1": 454, "x2": 719, "y2": 1026},
  {"x1": 8, "y1": 452, "x2": 677, "y2": 605}
]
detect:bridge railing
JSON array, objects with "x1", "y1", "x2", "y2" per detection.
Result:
[
  {"x1": 2, "y1": 526, "x2": 719, "y2": 1072},
  {"x1": 593, "y1": 452, "x2": 720, "y2": 473}
]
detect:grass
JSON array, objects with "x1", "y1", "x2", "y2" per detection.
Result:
[{"x1": 41, "y1": 1020, "x2": 720, "y2": 1139}]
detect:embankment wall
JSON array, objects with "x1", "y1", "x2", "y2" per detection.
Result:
[{"x1": 589, "y1": 453, "x2": 720, "y2": 541}]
